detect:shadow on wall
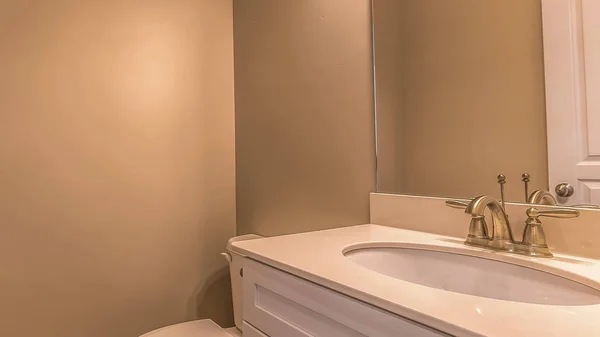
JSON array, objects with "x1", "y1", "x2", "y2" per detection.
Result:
[{"x1": 190, "y1": 267, "x2": 234, "y2": 328}]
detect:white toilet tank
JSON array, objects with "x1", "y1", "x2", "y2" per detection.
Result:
[{"x1": 222, "y1": 234, "x2": 263, "y2": 330}]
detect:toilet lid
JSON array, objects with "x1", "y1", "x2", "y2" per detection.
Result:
[{"x1": 141, "y1": 319, "x2": 235, "y2": 337}]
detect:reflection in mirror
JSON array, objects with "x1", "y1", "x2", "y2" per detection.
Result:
[{"x1": 373, "y1": 0, "x2": 549, "y2": 202}]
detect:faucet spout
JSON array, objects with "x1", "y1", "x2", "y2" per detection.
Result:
[{"x1": 465, "y1": 195, "x2": 514, "y2": 244}]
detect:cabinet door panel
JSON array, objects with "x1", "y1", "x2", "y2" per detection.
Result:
[{"x1": 243, "y1": 259, "x2": 449, "y2": 337}]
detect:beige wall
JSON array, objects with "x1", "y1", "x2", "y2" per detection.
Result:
[
  {"x1": 375, "y1": 0, "x2": 549, "y2": 201},
  {"x1": 234, "y1": 0, "x2": 376, "y2": 236},
  {"x1": 0, "y1": 1, "x2": 235, "y2": 336}
]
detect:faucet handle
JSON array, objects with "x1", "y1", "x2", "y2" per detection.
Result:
[
  {"x1": 526, "y1": 207, "x2": 580, "y2": 222},
  {"x1": 521, "y1": 207, "x2": 580, "y2": 258},
  {"x1": 445, "y1": 199, "x2": 470, "y2": 209}
]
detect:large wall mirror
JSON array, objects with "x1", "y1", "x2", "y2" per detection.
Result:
[{"x1": 373, "y1": 0, "x2": 550, "y2": 203}]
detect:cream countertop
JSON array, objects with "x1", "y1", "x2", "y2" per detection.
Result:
[{"x1": 232, "y1": 224, "x2": 600, "y2": 337}]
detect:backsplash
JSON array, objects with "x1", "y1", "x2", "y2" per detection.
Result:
[{"x1": 370, "y1": 193, "x2": 600, "y2": 259}]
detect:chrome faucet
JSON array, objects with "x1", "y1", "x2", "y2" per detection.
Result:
[{"x1": 446, "y1": 174, "x2": 580, "y2": 257}]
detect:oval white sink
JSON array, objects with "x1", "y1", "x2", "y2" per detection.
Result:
[{"x1": 345, "y1": 247, "x2": 600, "y2": 305}]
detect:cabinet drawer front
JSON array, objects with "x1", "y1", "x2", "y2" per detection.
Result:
[
  {"x1": 243, "y1": 259, "x2": 449, "y2": 337},
  {"x1": 248, "y1": 282, "x2": 364, "y2": 337},
  {"x1": 243, "y1": 322, "x2": 269, "y2": 337}
]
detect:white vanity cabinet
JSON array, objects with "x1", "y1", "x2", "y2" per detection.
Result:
[{"x1": 242, "y1": 259, "x2": 449, "y2": 337}]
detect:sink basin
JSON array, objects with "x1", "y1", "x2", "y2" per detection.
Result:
[{"x1": 345, "y1": 246, "x2": 600, "y2": 305}]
